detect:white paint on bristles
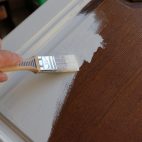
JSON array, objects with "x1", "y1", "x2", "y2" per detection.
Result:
[{"x1": 0, "y1": 0, "x2": 103, "y2": 142}]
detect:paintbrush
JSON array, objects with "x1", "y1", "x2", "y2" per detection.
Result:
[{"x1": 0, "y1": 55, "x2": 79, "y2": 73}]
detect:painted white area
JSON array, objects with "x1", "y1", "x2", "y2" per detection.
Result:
[
  {"x1": 0, "y1": 120, "x2": 23, "y2": 142},
  {"x1": 2, "y1": 0, "x2": 72, "y2": 53},
  {"x1": 0, "y1": 0, "x2": 103, "y2": 142},
  {"x1": 0, "y1": 131, "x2": 13, "y2": 142}
]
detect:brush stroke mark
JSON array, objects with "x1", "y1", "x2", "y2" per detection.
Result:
[{"x1": 0, "y1": 0, "x2": 103, "y2": 142}]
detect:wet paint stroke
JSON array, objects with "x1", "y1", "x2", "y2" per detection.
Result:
[{"x1": 0, "y1": 0, "x2": 103, "y2": 142}]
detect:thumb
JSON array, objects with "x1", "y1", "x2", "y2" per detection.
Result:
[{"x1": 0, "y1": 50, "x2": 22, "y2": 68}]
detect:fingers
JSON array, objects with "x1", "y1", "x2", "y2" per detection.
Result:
[
  {"x1": 0, "y1": 72, "x2": 8, "y2": 82},
  {"x1": 0, "y1": 50, "x2": 22, "y2": 68},
  {"x1": 0, "y1": 44, "x2": 22, "y2": 82},
  {"x1": 0, "y1": 50, "x2": 22, "y2": 83}
]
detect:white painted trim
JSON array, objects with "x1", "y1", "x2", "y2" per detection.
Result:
[
  {"x1": 0, "y1": 119, "x2": 25, "y2": 142},
  {"x1": 3, "y1": 0, "x2": 89, "y2": 54},
  {"x1": 3, "y1": 0, "x2": 73, "y2": 52}
]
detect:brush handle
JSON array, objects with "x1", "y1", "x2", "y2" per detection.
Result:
[{"x1": 0, "y1": 57, "x2": 39, "y2": 73}]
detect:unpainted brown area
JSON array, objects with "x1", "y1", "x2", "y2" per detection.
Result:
[{"x1": 49, "y1": 0, "x2": 142, "y2": 141}]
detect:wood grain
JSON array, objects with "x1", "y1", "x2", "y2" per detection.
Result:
[{"x1": 49, "y1": 0, "x2": 142, "y2": 141}]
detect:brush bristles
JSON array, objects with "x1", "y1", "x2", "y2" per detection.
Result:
[
  {"x1": 38, "y1": 55, "x2": 79, "y2": 72},
  {"x1": 55, "y1": 55, "x2": 79, "y2": 72}
]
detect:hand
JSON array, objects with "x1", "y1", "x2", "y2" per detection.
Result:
[{"x1": 0, "y1": 40, "x2": 22, "y2": 82}]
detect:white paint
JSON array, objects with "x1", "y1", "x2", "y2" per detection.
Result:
[
  {"x1": 0, "y1": 0, "x2": 103, "y2": 142},
  {"x1": 0, "y1": 120, "x2": 23, "y2": 142},
  {"x1": 0, "y1": 131, "x2": 13, "y2": 142},
  {"x1": 2, "y1": 0, "x2": 72, "y2": 53}
]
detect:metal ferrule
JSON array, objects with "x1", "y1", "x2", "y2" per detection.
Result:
[{"x1": 37, "y1": 56, "x2": 58, "y2": 72}]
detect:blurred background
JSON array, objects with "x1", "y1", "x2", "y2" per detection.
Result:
[{"x1": 0, "y1": 0, "x2": 47, "y2": 38}]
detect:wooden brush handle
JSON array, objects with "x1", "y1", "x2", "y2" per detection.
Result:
[{"x1": 0, "y1": 57, "x2": 39, "y2": 73}]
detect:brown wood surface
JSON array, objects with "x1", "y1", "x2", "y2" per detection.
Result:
[{"x1": 49, "y1": 0, "x2": 142, "y2": 141}]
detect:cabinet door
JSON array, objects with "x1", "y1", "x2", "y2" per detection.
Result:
[
  {"x1": 1, "y1": 0, "x2": 141, "y2": 142},
  {"x1": 0, "y1": 0, "x2": 103, "y2": 141}
]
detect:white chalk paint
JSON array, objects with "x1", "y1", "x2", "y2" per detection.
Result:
[
  {"x1": 0, "y1": 0, "x2": 103, "y2": 142},
  {"x1": 0, "y1": 120, "x2": 24, "y2": 142}
]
